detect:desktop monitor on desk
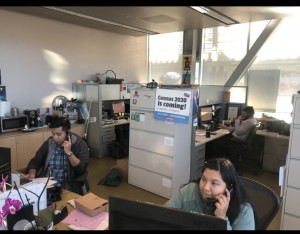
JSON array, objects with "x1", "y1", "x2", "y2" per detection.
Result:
[
  {"x1": 112, "y1": 101, "x2": 125, "y2": 119},
  {"x1": 0, "y1": 147, "x2": 11, "y2": 188},
  {"x1": 198, "y1": 106, "x2": 213, "y2": 129},
  {"x1": 199, "y1": 105, "x2": 222, "y2": 130},
  {"x1": 108, "y1": 195, "x2": 227, "y2": 230},
  {"x1": 200, "y1": 106, "x2": 213, "y2": 123}
]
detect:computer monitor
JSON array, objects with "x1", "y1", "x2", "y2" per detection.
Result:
[
  {"x1": 0, "y1": 147, "x2": 12, "y2": 188},
  {"x1": 108, "y1": 195, "x2": 227, "y2": 230},
  {"x1": 112, "y1": 101, "x2": 125, "y2": 118},
  {"x1": 200, "y1": 106, "x2": 213, "y2": 123}
]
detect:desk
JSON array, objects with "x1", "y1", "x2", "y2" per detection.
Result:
[
  {"x1": 189, "y1": 129, "x2": 230, "y2": 180},
  {"x1": 89, "y1": 119, "x2": 130, "y2": 158},
  {"x1": 54, "y1": 190, "x2": 81, "y2": 230},
  {"x1": 195, "y1": 129, "x2": 230, "y2": 145},
  {"x1": 256, "y1": 129, "x2": 289, "y2": 173}
]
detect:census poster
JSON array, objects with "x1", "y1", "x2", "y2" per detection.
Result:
[{"x1": 154, "y1": 89, "x2": 191, "y2": 124}]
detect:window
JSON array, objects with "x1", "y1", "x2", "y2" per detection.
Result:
[
  {"x1": 148, "y1": 32, "x2": 183, "y2": 83},
  {"x1": 200, "y1": 17, "x2": 300, "y2": 123}
]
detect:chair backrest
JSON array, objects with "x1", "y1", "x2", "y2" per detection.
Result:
[
  {"x1": 244, "y1": 124, "x2": 258, "y2": 150},
  {"x1": 239, "y1": 176, "x2": 281, "y2": 230}
]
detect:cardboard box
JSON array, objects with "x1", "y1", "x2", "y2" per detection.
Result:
[
  {"x1": 224, "y1": 91, "x2": 230, "y2": 103},
  {"x1": 75, "y1": 192, "x2": 108, "y2": 217}
]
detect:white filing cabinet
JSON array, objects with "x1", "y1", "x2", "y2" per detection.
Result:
[
  {"x1": 281, "y1": 94, "x2": 300, "y2": 230},
  {"x1": 128, "y1": 87, "x2": 204, "y2": 199}
]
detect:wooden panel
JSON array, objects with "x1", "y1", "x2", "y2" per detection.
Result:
[
  {"x1": 264, "y1": 137, "x2": 289, "y2": 155},
  {"x1": 71, "y1": 124, "x2": 86, "y2": 138},
  {"x1": 16, "y1": 132, "x2": 44, "y2": 169},
  {"x1": 0, "y1": 137, "x2": 17, "y2": 170}
]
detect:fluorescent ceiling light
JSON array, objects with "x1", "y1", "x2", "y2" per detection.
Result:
[
  {"x1": 191, "y1": 6, "x2": 238, "y2": 25},
  {"x1": 42, "y1": 7, "x2": 159, "y2": 35}
]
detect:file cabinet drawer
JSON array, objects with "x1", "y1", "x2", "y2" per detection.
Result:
[
  {"x1": 130, "y1": 129, "x2": 174, "y2": 157},
  {"x1": 129, "y1": 147, "x2": 172, "y2": 177},
  {"x1": 102, "y1": 134, "x2": 116, "y2": 143},
  {"x1": 285, "y1": 187, "x2": 300, "y2": 216},
  {"x1": 128, "y1": 165, "x2": 172, "y2": 198}
]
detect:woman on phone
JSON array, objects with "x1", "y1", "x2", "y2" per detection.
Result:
[{"x1": 164, "y1": 158, "x2": 255, "y2": 230}]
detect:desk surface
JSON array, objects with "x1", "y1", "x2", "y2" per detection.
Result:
[
  {"x1": 256, "y1": 129, "x2": 289, "y2": 140},
  {"x1": 54, "y1": 190, "x2": 81, "y2": 230},
  {"x1": 195, "y1": 129, "x2": 230, "y2": 145},
  {"x1": 102, "y1": 118, "x2": 130, "y2": 128}
]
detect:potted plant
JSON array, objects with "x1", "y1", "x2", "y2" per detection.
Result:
[{"x1": 0, "y1": 169, "x2": 54, "y2": 230}]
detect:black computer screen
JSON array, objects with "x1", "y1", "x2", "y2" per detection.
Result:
[
  {"x1": 108, "y1": 195, "x2": 227, "y2": 230},
  {"x1": 0, "y1": 147, "x2": 11, "y2": 188}
]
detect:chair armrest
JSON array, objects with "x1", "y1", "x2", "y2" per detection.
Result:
[{"x1": 74, "y1": 171, "x2": 88, "y2": 182}]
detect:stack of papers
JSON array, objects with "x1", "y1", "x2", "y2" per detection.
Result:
[{"x1": 61, "y1": 210, "x2": 109, "y2": 230}]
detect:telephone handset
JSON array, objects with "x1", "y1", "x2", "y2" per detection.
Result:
[
  {"x1": 65, "y1": 131, "x2": 71, "y2": 142},
  {"x1": 206, "y1": 185, "x2": 233, "y2": 204},
  {"x1": 62, "y1": 132, "x2": 71, "y2": 149}
]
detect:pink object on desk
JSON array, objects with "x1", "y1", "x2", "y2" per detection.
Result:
[{"x1": 61, "y1": 209, "x2": 108, "y2": 230}]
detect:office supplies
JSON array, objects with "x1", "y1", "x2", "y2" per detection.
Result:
[{"x1": 62, "y1": 209, "x2": 108, "y2": 230}]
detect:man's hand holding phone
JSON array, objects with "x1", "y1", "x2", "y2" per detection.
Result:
[{"x1": 62, "y1": 134, "x2": 72, "y2": 156}]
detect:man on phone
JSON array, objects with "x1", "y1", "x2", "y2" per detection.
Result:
[
  {"x1": 25, "y1": 116, "x2": 89, "y2": 195},
  {"x1": 206, "y1": 106, "x2": 257, "y2": 159}
]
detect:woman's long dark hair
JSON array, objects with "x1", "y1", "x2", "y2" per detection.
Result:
[{"x1": 200, "y1": 158, "x2": 255, "y2": 225}]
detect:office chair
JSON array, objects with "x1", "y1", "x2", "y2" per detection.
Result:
[
  {"x1": 239, "y1": 176, "x2": 281, "y2": 230},
  {"x1": 228, "y1": 123, "x2": 262, "y2": 175},
  {"x1": 74, "y1": 170, "x2": 90, "y2": 195}
]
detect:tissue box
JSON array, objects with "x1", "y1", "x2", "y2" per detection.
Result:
[{"x1": 75, "y1": 192, "x2": 108, "y2": 217}]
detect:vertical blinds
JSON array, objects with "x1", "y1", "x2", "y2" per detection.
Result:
[{"x1": 247, "y1": 70, "x2": 280, "y2": 112}]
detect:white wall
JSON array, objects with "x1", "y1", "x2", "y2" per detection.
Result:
[{"x1": 0, "y1": 10, "x2": 148, "y2": 115}]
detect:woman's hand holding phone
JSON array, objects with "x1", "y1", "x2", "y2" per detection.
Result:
[{"x1": 214, "y1": 187, "x2": 232, "y2": 220}]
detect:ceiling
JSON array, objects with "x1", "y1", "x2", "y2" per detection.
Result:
[{"x1": 2, "y1": 6, "x2": 300, "y2": 37}]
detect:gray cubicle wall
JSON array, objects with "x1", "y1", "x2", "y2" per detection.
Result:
[{"x1": 199, "y1": 85, "x2": 225, "y2": 106}]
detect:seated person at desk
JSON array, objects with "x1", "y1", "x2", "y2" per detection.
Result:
[
  {"x1": 164, "y1": 158, "x2": 255, "y2": 230},
  {"x1": 206, "y1": 106, "x2": 257, "y2": 159},
  {"x1": 25, "y1": 117, "x2": 89, "y2": 195}
]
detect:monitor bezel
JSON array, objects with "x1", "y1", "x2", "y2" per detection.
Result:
[{"x1": 108, "y1": 195, "x2": 227, "y2": 230}]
